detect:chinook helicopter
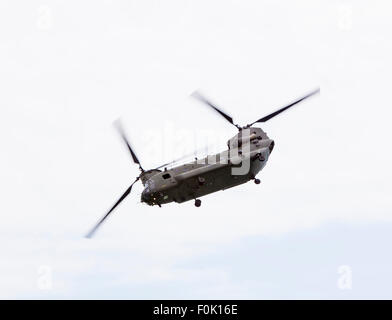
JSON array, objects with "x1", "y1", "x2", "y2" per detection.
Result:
[{"x1": 86, "y1": 88, "x2": 320, "y2": 238}]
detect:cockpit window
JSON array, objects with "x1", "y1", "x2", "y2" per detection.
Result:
[{"x1": 162, "y1": 173, "x2": 171, "y2": 179}]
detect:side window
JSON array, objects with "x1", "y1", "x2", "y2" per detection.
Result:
[{"x1": 162, "y1": 173, "x2": 171, "y2": 179}]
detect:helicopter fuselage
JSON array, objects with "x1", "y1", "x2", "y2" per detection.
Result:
[{"x1": 140, "y1": 127, "x2": 274, "y2": 206}]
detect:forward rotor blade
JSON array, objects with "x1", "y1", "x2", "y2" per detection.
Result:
[
  {"x1": 250, "y1": 88, "x2": 320, "y2": 125},
  {"x1": 114, "y1": 120, "x2": 143, "y2": 170},
  {"x1": 191, "y1": 91, "x2": 239, "y2": 129},
  {"x1": 85, "y1": 178, "x2": 139, "y2": 238}
]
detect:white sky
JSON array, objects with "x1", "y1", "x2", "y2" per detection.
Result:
[{"x1": 0, "y1": 0, "x2": 391, "y2": 299}]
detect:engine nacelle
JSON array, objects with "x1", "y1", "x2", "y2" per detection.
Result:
[{"x1": 227, "y1": 127, "x2": 269, "y2": 149}]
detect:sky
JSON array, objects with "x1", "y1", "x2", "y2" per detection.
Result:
[{"x1": 0, "y1": 0, "x2": 391, "y2": 299}]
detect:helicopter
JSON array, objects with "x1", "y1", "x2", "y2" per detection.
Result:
[{"x1": 86, "y1": 88, "x2": 320, "y2": 238}]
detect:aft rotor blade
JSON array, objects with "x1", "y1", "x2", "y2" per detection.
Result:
[
  {"x1": 85, "y1": 178, "x2": 139, "y2": 238},
  {"x1": 250, "y1": 88, "x2": 320, "y2": 125},
  {"x1": 153, "y1": 143, "x2": 215, "y2": 170},
  {"x1": 154, "y1": 155, "x2": 192, "y2": 170},
  {"x1": 114, "y1": 120, "x2": 144, "y2": 170},
  {"x1": 191, "y1": 91, "x2": 239, "y2": 129}
]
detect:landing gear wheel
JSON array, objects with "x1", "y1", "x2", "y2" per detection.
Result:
[
  {"x1": 195, "y1": 199, "x2": 201, "y2": 207},
  {"x1": 254, "y1": 178, "x2": 260, "y2": 185}
]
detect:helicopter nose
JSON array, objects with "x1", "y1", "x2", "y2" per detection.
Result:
[
  {"x1": 269, "y1": 140, "x2": 275, "y2": 153},
  {"x1": 141, "y1": 190, "x2": 151, "y2": 203},
  {"x1": 141, "y1": 189, "x2": 163, "y2": 205}
]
